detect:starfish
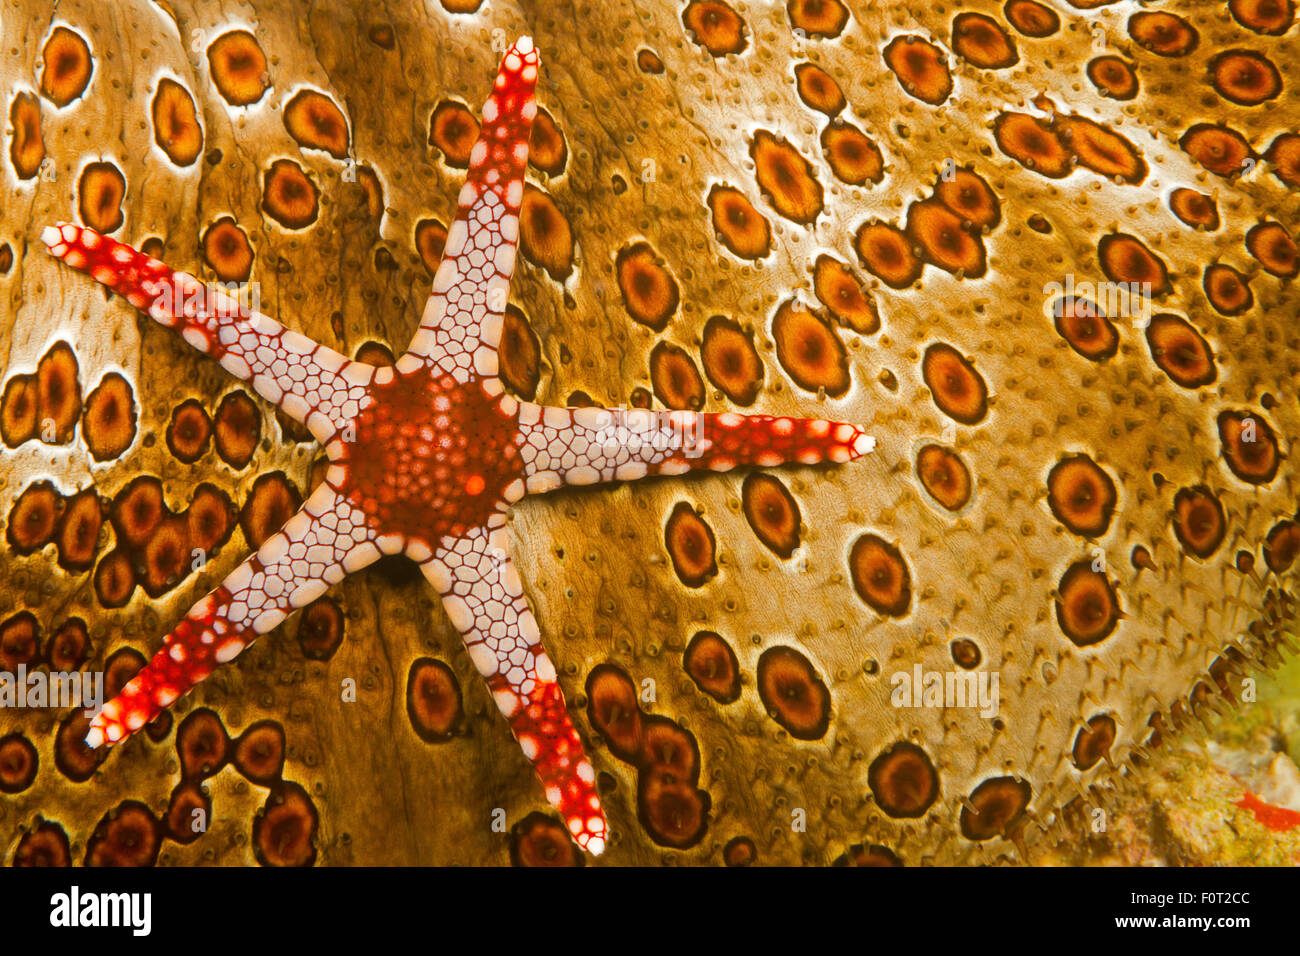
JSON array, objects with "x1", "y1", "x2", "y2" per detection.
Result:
[{"x1": 40, "y1": 36, "x2": 874, "y2": 856}]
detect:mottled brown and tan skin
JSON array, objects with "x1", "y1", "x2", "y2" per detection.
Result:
[{"x1": 1, "y1": 0, "x2": 1298, "y2": 865}]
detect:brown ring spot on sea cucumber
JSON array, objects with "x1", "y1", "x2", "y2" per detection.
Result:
[
  {"x1": 202, "y1": 217, "x2": 253, "y2": 283},
  {"x1": 794, "y1": 63, "x2": 845, "y2": 116},
  {"x1": 585, "y1": 663, "x2": 643, "y2": 762},
  {"x1": 637, "y1": 49, "x2": 665, "y2": 74},
  {"x1": 57, "y1": 487, "x2": 103, "y2": 572},
  {"x1": 884, "y1": 35, "x2": 952, "y2": 105},
  {"x1": 665, "y1": 501, "x2": 717, "y2": 587},
  {"x1": 109, "y1": 475, "x2": 164, "y2": 549},
  {"x1": 1229, "y1": 0, "x2": 1295, "y2": 34},
  {"x1": 741, "y1": 473, "x2": 801, "y2": 558},
  {"x1": 1004, "y1": 0, "x2": 1059, "y2": 36},
  {"x1": 510, "y1": 812, "x2": 584, "y2": 867},
  {"x1": 649, "y1": 341, "x2": 705, "y2": 411},
  {"x1": 297, "y1": 596, "x2": 344, "y2": 661},
  {"x1": 440, "y1": 0, "x2": 484, "y2": 11},
  {"x1": 92, "y1": 549, "x2": 135, "y2": 608},
  {"x1": 993, "y1": 112, "x2": 1072, "y2": 178},
  {"x1": 37, "y1": 342, "x2": 81, "y2": 444},
  {"x1": 177, "y1": 707, "x2": 229, "y2": 780},
  {"x1": 7, "y1": 481, "x2": 62, "y2": 554},
  {"x1": 428, "y1": 100, "x2": 478, "y2": 168},
  {"x1": 1179, "y1": 124, "x2": 1256, "y2": 177},
  {"x1": 213, "y1": 389, "x2": 261, "y2": 469},
  {"x1": 55, "y1": 711, "x2": 105, "y2": 781},
  {"x1": 1208, "y1": 50, "x2": 1281, "y2": 106},
  {"x1": 682, "y1": 0, "x2": 748, "y2": 56},
  {"x1": 868, "y1": 741, "x2": 939, "y2": 818},
  {"x1": 81, "y1": 372, "x2": 136, "y2": 462},
  {"x1": 13, "y1": 819, "x2": 71, "y2": 866},
  {"x1": 498, "y1": 305, "x2": 541, "y2": 401},
  {"x1": 415, "y1": 219, "x2": 448, "y2": 275},
  {"x1": 284, "y1": 89, "x2": 349, "y2": 159},
  {"x1": 935, "y1": 167, "x2": 1000, "y2": 229},
  {"x1": 638, "y1": 770, "x2": 711, "y2": 848},
  {"x1": 751, "y1": 131, "x2": 823, "y2": 224},
  {"x1": 922, "y1": 343, "x2": 988, "y2": 425},
  {"x1": 47, "y1": 617, "x2": 90, "y2": 671},
  {"x1": 813, "y1": 255, "x2": 878, "y2": 334},
  {"x1": 1087, "y1": 56, "x2": 1138, "y2": 100},
  {"x1": 0, "y1": 612, "x2": 40, "y2": 671},
  {"x1": 616, "y1": 242, "x2": 679, "y2": 331},
  {"x1": 86, "y1": 801, "x2": 161, "y2": 866},
  {"x1": 1265, "y1": 133, "x2": 1300, "y2": 189},
  {"x1": 78, "y1": 161, "x2": 126, "y2": 234},
  {"x1": 701, "y1": 315, "x2": 763, "y2": 405},
  {"x1": 638, "y1": 715, "x2": 701, "y2": 783},
  {"x1": 367, "y1": 23, "x2": 395, "y2": 48},
  {"x1": 1145, "y1": 314, "x2": 1216, "y2": 388},
  {"x1": 1132, "y1": 545, "x2": 1156, "y2": 572},
  {"x1": 707, "y1": 184, "x2": 772, "y2": 259},
  {"x1": 906, "y1": 200, "x2": 986, "y2": 277},
  {"x1": 102, "y1": 648, "x2": 142, "y2": 702},
  {"x1": 1058, "y1": 116, "x2": 1147, "y2": 184},
  {"x1": 166, "y1": 398, "x2": 213, "y2": 463},
  {"x1": 683, "y1": 631, "x2": 742, "y2": 704},
  {"x1": 834, "y1": 844, "x2": 903, "y2": 866},
  {"x1": 207, "y1": 30, "x2": 269, "y2": 107},
  {"x1": 854, "y1": 221, "x2": 922, "y2": 288},
  {"x1": 139, "y1": 514, "x2": 189, "y2": 596},
  {"x1": 788, "y1": 0, "x2": 849, "y2": 37},
  {"x1": 354, "y1": 341, "x2": 396, "y2": 367},
  {"x1": 1128, "y1": 11, "x2": 1198, "y2": 57},
  {"x1": 1056, "y1": 561, "x2": 1120, "y2": 646},
  {"x1": 355, "y1": 165, "x2": 384, "y2": 219},
  {"x1": 40, "y1": 26, "x2": 92, "y2": 106},
  {"x1": 519, "y1": 184, "x2": 573, "y2": 280},
  {"x1": 185, "y1": 483, "x2": 235, "y2": 555},
  {"x1": 1047, "y1": 454, "x2": 1117, "y2": 537},
  {"x1": 960, "y1": 776, "x2": 1031, "y2": 841},
  {"x1": 1264, "y1": 521, "x2": 1300, "y2": 574},
  {"x1": 916, "y1": 444, "x2": 972, "y2": 512},
  {"x1": 151, "y1": 78, "x2": 202, "y2": 166},
  {"x1": 1098, "y1": 233, "x2": 1169, "y2": 295},
  {"x1": 757, "y1": 645, "x2": 830, "y2": 740},
  {"x1": 8, "y1": 92, "x2": 44, "y2": 179},
  {"x1": 1168, "y1": 188, "x2": 1218, "y2": 230},
  {"x1": 1, "y1": 372, "x2": 38, "y2": 446},
  {"x1": 724, "y1": 835, "x2": 757, "y2": 866},
  {"x1": 254, "y1": 781, "x2": 318, "y2": 866},
  {"x1": 0, "y1": 245, "x2": 12, "y2": 275},
  {"x1": 1203, "y1": 265, "x2": 1252, "y2": 316},
  {"x1": 771, "y1": 300, "x2": 849, "y2": 397},
  {"x1": 820, "y1": 123, "x2": 884, "y2": 187},
  {"x1": 1172, "y1": 486, "x2": 1226, "y2": 559},
  {"x1": 1217, "y1": 410, "x2": 1279, "y2": 485},
  {"x1": 406, "y1": 657, "x2": 464, "y2": 742},
  {"x1": 261, "y1": 159, "x2": 319, "y2": 230},
  {"x1": 951, "y1": 638, "x2": 981, "y2": 669},
  {"x1": 165, "y1": 781, "x2": 211, "y2": 843},
  {"x1": 849, "y1": 533, "x2": 912, "y2": 616},
  {"x1": 529, "y1": 107, "x2": 567, "y2": 175},
  {"x1": 1245, "y1": 222, "x2": 1299, "y2": 278},
  {"x1": 952, "y1": 13, "x2": 1017, "y2": 69},
  {"x1": 240, "y1": 471, "x2": 302, "y2": 550}
]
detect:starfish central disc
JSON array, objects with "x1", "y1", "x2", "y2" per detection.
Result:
[{"x1": 338, "y1": 368, "x2": 523, "y2": 545}]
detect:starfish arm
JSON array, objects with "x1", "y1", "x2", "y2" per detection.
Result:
[
  {"x1": 86, "y1": 485, "x2": 381, "y2": 748},
  {"x1": 514, "y1": 404, "x2": 876, "y2": 492},
  {"x1": 41, "y1": 223, "x2": 370, "y2": 444},
  {"x1": 420, "y1": 523, "x2": 607, "y2": 855},
  {"x1": 400, "y1": 36, "x2": 539, "y2": 383}
]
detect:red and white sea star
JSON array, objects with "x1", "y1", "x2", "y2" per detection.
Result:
[{"x1": 41, "y1": 36, "x2": 873, "y2": 856}]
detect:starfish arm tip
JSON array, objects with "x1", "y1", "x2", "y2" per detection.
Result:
[{"x1": 853, "y1": 432, "x2": 877, "y2": 457}]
